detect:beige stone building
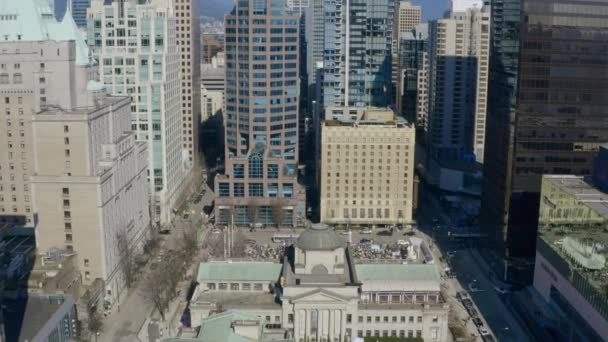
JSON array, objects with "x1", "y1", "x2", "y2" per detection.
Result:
[
  {"x1": 394, "y1": 1, "x2": 422, "y2": 52},
  {"x1": 175, "y1": 0, "x2": 202, "y2": 168},
  {"x1": 320, "y1": 108, "x2": 416, "y2": 227},
  {"x1": 32, "y1": 94, "x2": 151, "y2": 303},
  {"x1": 0, "y1": 2, "x2": 151, "y2": 303}
]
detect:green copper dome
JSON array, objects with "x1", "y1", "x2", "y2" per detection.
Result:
[{"x1": 295, "y1": 224, "x2": 345, "y2": 251}]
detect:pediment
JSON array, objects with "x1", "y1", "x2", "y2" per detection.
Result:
[{"x1": 289, "y1": 289, "x2": 350, "y2": 304}]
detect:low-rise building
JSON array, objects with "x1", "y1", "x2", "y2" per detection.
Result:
[
  {"x1": 534, "y1": 174, "x2": 608, "y2": 340},
  {"x1": 188, "y1": 224, "x2": 449, "y2": 342},
  {"x1": 320, "y1": 108, "x2": 416, "y2": 227}
]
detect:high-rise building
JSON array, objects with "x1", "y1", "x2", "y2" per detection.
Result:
[
  {"x1": 427, "y1": 0, "x2": 489, "y2": 163},
  {"x1": 52, "y1": 0, "x2": 68, "y2": 21},
  {"x1": 396, "y1": 1, "x2": 421, "y2": 36},
  {"x1": 481, "y1": 0, "x2": 608, "y2": 268},
  {"x1": 392, "y1": 1, "x2": 422, "y2": 106},
  {"x1": 71, "y1": 0, "x2": 91, "y2": 27},
  {"x1": 214, "y1": 0, "x2": 306, "y2": 227},
  {"x1": 320, "y1": 108, "x2": 416, "y2": 226},
  {"x1": 0, "y1": 1, "x2": 150, "y2": 302},
  {"x1": 0, "y1": 0, "x2": 93, "y2": 225},
  {"x1": 201, "y1": 33, "x2": 224, "y2": 64},
  {"x1": 88, "y1": 0, "x2": 186, "y2": 225},
  {"x1": 396, "y1": 23, "x2": 428, "y2": 125},
  {"x1": 322, "y1": 0, "x2": 395, "y2": 109},
  {"x1": 174, "y1": 0, "x2": 201, "y2": 169},
  {"x1": 200, "y1": 55, "x2": 225, "y2": 122}
]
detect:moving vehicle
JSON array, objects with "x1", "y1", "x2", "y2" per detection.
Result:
[{"x1": 361, "y1": 229, "x2": 373, "y2": 234}]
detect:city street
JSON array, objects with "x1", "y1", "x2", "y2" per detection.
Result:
[
  {"x1": 99, "y1": 181, "x2": 214, "y2": 342},
  {"x1": 417, "y1": 182, "x2": 534, "y2": 342}
]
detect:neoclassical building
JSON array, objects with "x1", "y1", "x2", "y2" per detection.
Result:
[{"x1": 189, "y1": 225, "x2": 449, "y2": 342}]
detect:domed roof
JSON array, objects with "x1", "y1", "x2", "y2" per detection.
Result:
[{"x1": 295, "y1": 224, "x2": 344, "y2": 251}]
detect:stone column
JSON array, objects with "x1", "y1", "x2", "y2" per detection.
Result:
[
  {"x1": 329, "y1": 310, "x2": 334, "y2": 341},
  {"x1": 306, "y1": 309, "x2": 311, "y2": 339},
  {"x1": 340, "y1": 309, "x2": 346, "y2": 341}
]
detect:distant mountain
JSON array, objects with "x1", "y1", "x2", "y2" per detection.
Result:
[{"x1": 199, "y1": 0, "x2": 234, "y2": 19}]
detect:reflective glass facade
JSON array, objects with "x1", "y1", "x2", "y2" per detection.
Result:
[{"x1": 481, "y1": 0, "x2": 608, "y2": 260}]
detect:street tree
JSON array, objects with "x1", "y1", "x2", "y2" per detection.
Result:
[
  {"x1": 272, "y1": 201, "x2": 285, "y2": 230},
  {"x1": 116, "y1": 230, "x2": 136, "y2": 289}
]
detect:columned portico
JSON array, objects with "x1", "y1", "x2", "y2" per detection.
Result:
[{"x1": 293, "y1": 304, "x2": 348, "y2": 342}]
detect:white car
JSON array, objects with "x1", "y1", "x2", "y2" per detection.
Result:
[
  {"x1": 446, "y1": 251, "x2": 456, "y2": 258},
  {"x1": 480, "y1": 328, "x2": 490, "y2": 336},
  {"x1": 493, "y1": 286, "x2": 510, "y2": 294},
  {"x1": 361, "y1": 229, "x2": 373, "y2": 234},
  {"x1": 397, "y1": 239, "x2": 409, "y2": 246},
  {"x1": 340, "y1": 231, "x2": 351, "y2": 236}
]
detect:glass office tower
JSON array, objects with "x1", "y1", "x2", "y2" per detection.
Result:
[{"x1": 481, "y1": 0, "x2": 608, "y2": 281}]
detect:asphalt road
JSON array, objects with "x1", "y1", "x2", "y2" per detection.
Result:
[{"x1": 417, "y1": 183, "x2": 533, "y2": 342}]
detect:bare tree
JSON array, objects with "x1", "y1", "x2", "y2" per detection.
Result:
[
  {"x1": 247, "y1": 204, "x2": 259, "y2": 227},
  {"x1": 80, "y1": 290, "x2": 103, "y2": 341},
  {"x1": 116, "y1": 230, "x2": 136, "y2": 289},
  {"x1": 272, "y1": 201, "x2": 286, "y2": 230},
  {"x1": 179, "y1": 221, "x2": 198, "y2": 256},
  {"x1": 231, "y1": 230, "x2": 247, "y2": 258},
  {"x1": 142, "y1": 254, "x2": 185, "y2": 321}
]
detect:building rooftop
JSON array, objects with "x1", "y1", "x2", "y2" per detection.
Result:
[
  {"x1": 544, "y1": 175, "x2": 608, "y2": 218},
  {"x1": 0, "y1": 0, "x2": 90, "y2": 65},
  {"x1": 197, "y1": 261, "x2": 282, "y2": 283},
  {"x1": 356, "y1": 264, "x2": 441, "y2": 293},
  {"x1": 539, "y1": 175, "x2": 608, "y2": 313},
  {"x1": 163, "y1": 310, "x2": 292, "y2": 342},
  {"x1": 3, "y1": 295, "x2": 74, "y2": 342},
  {"x1": 295, "y1": 224, "x2": 345, "y2": 251}
]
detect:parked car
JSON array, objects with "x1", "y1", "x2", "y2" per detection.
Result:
[
  {"x1": 361, "y1": 229, "x2": 373, "y2": 234},
  {"x1": 473, "y1": 318, "x2": 483, "y2": 327},
  {"x1": 480, "y1": 328, "x2": 490, "y2": 336},
  {"x1": 494, "y1": 286, "x2": 510, "y2": 295}
]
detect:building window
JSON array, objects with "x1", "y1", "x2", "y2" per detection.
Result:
[
  {"x1": 218, "y1": 283, "x2": 227, "y2": 290},
  {"x1": 248, "y1": 153, "x2": 263, "y2": 178},
  {"x1": 62, "y1": 187, "x2": 69, "y2": 196},
  {"x1": 267, "y1": 164, "x2": 279, "y2": 178},
  {"x1": 230, "y1": 283, "x2": 239, "y2": 291},
  {"x1": 65, "y1": 234, "x2": 72, "y2": 242},
  {"x1": 84, "y1": 259, "x2": 89, "y2": 267},
  {"x1": 288, "y1": 314, "x2": 293, "y2": 324},
  {"x1": 233, "y1": 164, "x2": 244, "y2": 178},
  {"x1": 219, "y1": 183, "x2": 230, "y2": 197},
  {"x1": 347, "y1": 314, "x2": 352, "y2": 323},
  {"x1": 253, "y1": 283, "x2": 263, "y2": 291},
  {"x1": 242, "y1": 283, "x2": 251, "y2": 291},
  {"x1": 249, "y1": 183, "x2": 263, "y2": 197},
  {"x1": 64, "y1": 125, "x2": 69, "y2": 133},
  {"x1": 65, "y1": 222, "x2": 71, "y2": 230},
  {"x1": 234, "y1": 183, "x2": 245, "y2": 197},
  {"x1": 417, "y1": 316, "x2": 422, "y2": 323},
  {"x1": 207, "y1": 283, "x2": 216, "y2": 290}
]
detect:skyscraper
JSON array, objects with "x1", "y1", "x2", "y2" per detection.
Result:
[
  {"x1": 394, "y1": 1, "x2": 422, "y2": 54},
  {"x1": 1, "y1": 0, "x2": 150, "y2": 301},
  {"x1": 214, "y1": 0, "x2": 306, "y2": 227},
  {"x1": 426, "y1": 0, "x2": 489, "y2": 165},
  {"x1": 396, "y1": 23, "x2": 428, "y2": 125},
  {"x1": 174, "y1": 0, "x2": 201, "y2": 169},
  {"x1": 322, "y1": 0, "x2": 395, "y2": 109},
  {"x1": 481, "y1": 0, "x2": 608, "y2": 273},
  {"x1": 88, "y1": 0, "x2": 186, "y2": 225},
  {"x1": 71, "y1": 0, "x2": 91, "y2": 27}
]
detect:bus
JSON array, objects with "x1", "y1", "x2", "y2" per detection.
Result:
[{"x1": 271, "y1": 233, "x2": 299, "y2": 244}]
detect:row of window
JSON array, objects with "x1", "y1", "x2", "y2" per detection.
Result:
[
  {"x1": 218, "y1": 182, "x2": 294, "y2": 198},
  {"x1": 206, "y1": 282, "x2": 265, "y2": 291}
]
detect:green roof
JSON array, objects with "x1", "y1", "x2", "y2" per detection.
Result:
[
  {"x1": 0, "y1": 0, "x2": 89, "y2": 65},
  {"x1": 197, "y1": 261, "x2": 282, "y2": 283},
  {"x1": 355, "y1": 264, "x2": 440, "y2": 281},
  {"x1": 295, "y1": 224, "x2": 345, "y2": 251},
  {"x1": 198, "y1": 310, "x2": 263, "y2": 342}
]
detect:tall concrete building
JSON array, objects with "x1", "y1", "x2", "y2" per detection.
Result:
[
  {"x1": 320, "y1": 108, "x2": 416, "y2": 227},
  {"x1": 427, "y1": 0, "x2": 489, "y2": 163},
  {"x1": 200, "y1": 56, "x2": 225, "y2": 122},
  {"x1": 0, "y1": 0, "x2": 93, "y2": 225},
  {"x1": 71, "y1": 0, "x2": 91, "y2": 27},
  {"x1": 396, "y1": 1, "x2": 421, "y2": 36},
  {"x1": 0, "y1": 1, "x2": 150, "y2": 302},
  {"x1": 396, "y1": 23, "x2": 428, "y2": 125},
  {"x1": 214, "y1": 0, "x2": 306, "y2": 227},
  {"x1": 32, "y1": 94, "x2": 150, "y2": 303},
  {"x1": 321, "y1": 0, "x2": 395, "y2": 109},
  {"x1": 481, "y1": 0, "x2": 608, "y2": 272},
  {"x1": 88, "y1": 0, "x2": 186, "y2": 225},
  {"x1": 175, "y1": 0, "x2": 201, "y2": 169}
]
